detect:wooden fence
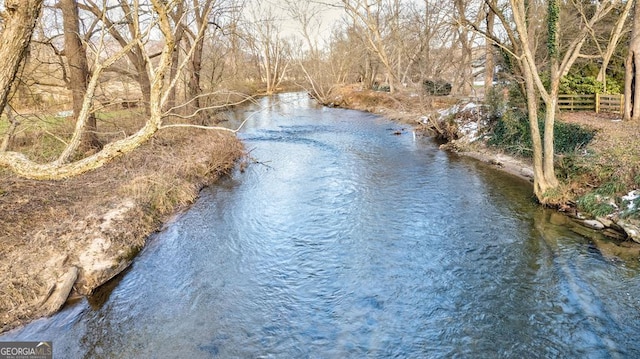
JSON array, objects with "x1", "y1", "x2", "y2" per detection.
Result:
[{"x1": 558, "y1": 94, "x2": 624, "y2": 114}]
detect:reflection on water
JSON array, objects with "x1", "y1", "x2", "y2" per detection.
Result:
[{"x1": 3, "y1": 93, "x2": 640, "y2": 358}]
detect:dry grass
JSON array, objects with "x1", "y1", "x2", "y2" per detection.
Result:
[
  {"x1": 327, "y1": 84, "x2": 457, "y2": 125},
  {"x1": 557, "y1": 112, "x2": 640, "y2": 200},
  {"x1": 0, "y1": 112, "x2": 243, "y2": 333}
]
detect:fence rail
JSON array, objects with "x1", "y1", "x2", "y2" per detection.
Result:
[{"x1": 558, "y1": 94, "x2": 624, "y2": 114}]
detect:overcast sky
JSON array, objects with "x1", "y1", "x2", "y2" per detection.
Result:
[{"x1": 247, "y1": 0, "x2": 346, "y2": 45}]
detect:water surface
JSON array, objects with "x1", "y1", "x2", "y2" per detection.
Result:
[{"x1": 3, "y1": 93, "x2": 640, "y2": 358}]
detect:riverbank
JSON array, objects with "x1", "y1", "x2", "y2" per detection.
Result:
[
  {"x1": 326, "y1": 84, "x2": 640, "y2": 252},
  {"x1": 0, "y1": 127, "x2": 243, "y2": 333},
  {"x1": 323, "y1": 85, "x2": 534, "y2": 180}
]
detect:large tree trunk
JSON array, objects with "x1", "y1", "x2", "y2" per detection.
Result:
[
  {"x1": 0, "y1": 119, "x2": 160, "y2": 180},
  {"x1": 0, "y1": 0, "x2": 44, "y2": 116},
  {"x1": 60, "y1": 0, "x2": 101, "y2": 151},
  {"x1": 453, "y1": 0, "x2": 473, "y2": 96},
  {"x1": 543, "y1": 0, "x2": 560, "y2": 189},
  {"x1": 137, "y1": 66, "x2": 152, "y2": 115},
  {"x1": 188, "y1": 0, "x2": 214, "y2": 113},
  {"x1": 624, "y1": 0, "x2": 640, "y2": 121},
  {"x1": 522, "y1": 58, "x2": 552, "y2": 199},
  {"x1": 510, "y1": 0, "x2": 559, "y2": 200}
]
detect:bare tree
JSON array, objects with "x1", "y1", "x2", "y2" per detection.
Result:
[
  {"x1": 595, "y1": 0, "x2": 633, "y2": 88},
  {"x1": 412, "y1": 0, "x2": 456, "y2": 82},
  {"x1": 341, "y1": 0, "x2": 399, "y2": 92},
  {"x1": 484, "y1": 0, "x2": 496, "y2": 95},
  {"x1": 452, "y1": 0, "x2": 483, "y2": 96},
  {"x1": 0, "y1": 0, "x2": 251, "y2": 180},
  {"x1": 478, "y1": 0, "x2": 618, "y2": 200},
  {"x1": 285, "y1": 0, "x2": 342, "y2": 102},
  {"x1": 624, "y1": 0, "x2": 640, "y2": 121},
  {"x1": 247, "y1": 6, "x2": 291, "y2": 94},
  {"x1": 80, "y1": 0, "x2": 153, "y2": 113},
  {"x1": 167, "y1": 0, "x2": 187, "y2": 112},
  {"x1": 0, "y1": 0, "x2": 45, "y2": 116}
]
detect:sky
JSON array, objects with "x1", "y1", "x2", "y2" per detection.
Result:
[{"x1": 246, "y1": 0, "x2": 346, "y2": 45}]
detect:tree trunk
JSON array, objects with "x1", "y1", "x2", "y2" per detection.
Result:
[
  {"x1": 509, "y1": 0, "x2": 560, "y2": 200},
  {"x1": 167, "y1": 2, "x2": 185, "y2": 114},
  {"x1": 264, "y1": 42, "x2": 274, "y2": 94},
  {"x1": 1, "y1": 107, "x2": 19, "y2": 151},
  {"x1": 453, "y1": 0, "x2": 474, "y2": 96},
  {"x1": 624, "y1": 0, "x2": 640, "y2": 121},
  {"x1": 543, "y1": 76, "x2": 559, "y2": 188},
  {"x1": 0, "y1": 0, "x2": 44, "y2": 115},
  {"x1": 80, "y1": 1, "x2": 151, "y2": 114},
  {"x1": 484, "y1": 0, "x2": 496, "y2": 96},
  {"x1": 188, "y1": 34, "x2": 205, "y2": 113},
  {"x1": 138, "y1": 64, "x2": 152, "y2": 114},
  {"x1": 543, "y1": 0, "x2": 560, "y2": 189},
  {"x1": 523, "y1": 60, "x2": 550, "y2": 198},
  {"x1": 60, "y1": 0, "x2": 101, "y2": 151},
  {"x1": 0, "y1": 119, "x2": 160, "y2": 180}
]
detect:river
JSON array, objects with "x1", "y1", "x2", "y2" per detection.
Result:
[{"x1": 2, "y1": 92, "x2": 640, "y2": 358}]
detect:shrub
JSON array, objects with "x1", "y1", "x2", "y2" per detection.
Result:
[
  {"x1": 577, "y1": 193, "x2": 616, "y2": 217},
  {"x1": 423, "y1": 79, "x2": 452, "y2": 96},
  {"x1": 553, "y1": 122, "x2": 595, "y2": 154},
  {"x1": 595, "y1": 181, "x2": 626, "y2": 196},
  {"x1": 559, "y1": 75, "x2": 622, "y2": 95},
  {"x1": 372, "y1": 83, "x2": 390, "y2": 92},
  {"x1": 487, "y1": 108, "x2": 532, "y2": 156},
  {"x1": 488, "y1": 109, "x2": 595, "y2": 157}
]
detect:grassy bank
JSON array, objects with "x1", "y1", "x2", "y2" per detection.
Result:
[{"x1": 0, "y1": 112, "x2": 243, "y2": 333}]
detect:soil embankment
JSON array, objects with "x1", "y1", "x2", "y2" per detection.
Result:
[{"x1": 0, "y1": 128, "x2": 243, "y2": 333}]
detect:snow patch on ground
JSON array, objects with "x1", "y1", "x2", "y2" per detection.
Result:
[{"x1": 622, "y1": 190, "x2": 640, "y2": 210}]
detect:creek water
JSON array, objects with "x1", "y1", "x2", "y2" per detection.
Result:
[{"x1": 3, "y1": 93, "x2": 640, "y2": 358}]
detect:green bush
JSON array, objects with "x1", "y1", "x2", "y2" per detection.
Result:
[
  {"x1": 553, "y1": 121, "x2": 595, "y2": 154},
  {"x1": 488, "y1": 108, "x2": 532, "y2": 156},
  {"x1": 559, "y1": 75, "x2": 621, "y2": 95},
  {"x1": 488, "y1": 109, "x2": 595, "y2": 157}
]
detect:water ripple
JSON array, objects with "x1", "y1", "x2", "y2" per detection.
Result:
[{"x1": 4, "y1": 93, "x2": 640, "y2": 359}]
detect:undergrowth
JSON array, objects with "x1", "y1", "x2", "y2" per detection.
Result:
[
  {"x1": 484, "y1": 86, "x2": 640, "y2": 220},
  {"x1": 487, "y1": 106, "x2": 595, "y2": 158}
]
